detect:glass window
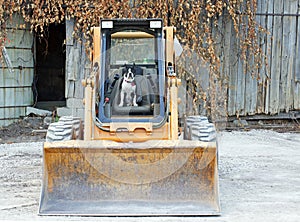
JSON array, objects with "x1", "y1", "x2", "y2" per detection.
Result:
[{"x1": 110, "y1": 30, "x2": 156, "y2": 65}]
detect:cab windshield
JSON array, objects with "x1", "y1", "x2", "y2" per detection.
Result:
[{"x1": 110, "y1": 30, "x2": 156, "y2": 66}]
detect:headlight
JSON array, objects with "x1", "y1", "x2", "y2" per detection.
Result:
[
  {"x1": 150, "y1": 20, "x2": 162, "y2": 29},
  {"x1": 101, "y1": 21, "x2": 113, "y2": 29}
]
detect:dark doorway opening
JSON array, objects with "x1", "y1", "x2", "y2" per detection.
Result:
[{"x1": 35, "y1": 23, "x2": 66, "y2": 110}]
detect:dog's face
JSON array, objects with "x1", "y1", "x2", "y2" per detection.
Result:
[{"x1": 123, "y1": 68, "x2": 135, "y2": 83}]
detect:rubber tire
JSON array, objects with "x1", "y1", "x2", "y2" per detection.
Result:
[
  {"x1": 185, "y1": 115, "x2": 217, "y2": 142},
  {"x1": 46, "y1": 116, "x2": 83, "y2": 142}
]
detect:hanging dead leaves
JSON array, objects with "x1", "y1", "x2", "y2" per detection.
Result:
[
  {"x1": 4, "y1": 1, "x2": 261, "y2": 68},
  {"x1": 0, "y1": 0, "x2": 264, "y2": 116}
]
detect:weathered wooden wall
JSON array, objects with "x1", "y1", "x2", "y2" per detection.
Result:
[
  {"x1": 224, "y1": 0, "x2": 300, "y2": 117},
  {"x1": 0, "y1": 15, "x2": 34, "y2": 126},
  {"x1": 3, "y1": 1, "x2": 299, "y2": 125},
  {"x1": 60, "y1": 1, "x2": 300, "y2": 120},
  {"x1": 57, "y1": 18, "x2": 91, "y2": 118}
]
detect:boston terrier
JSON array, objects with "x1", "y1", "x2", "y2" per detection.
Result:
[{"x1": 119, "y1": 67, "x2": 138, "y2": 107}]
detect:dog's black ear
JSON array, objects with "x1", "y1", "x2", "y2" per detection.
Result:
[
  {"x1": 121, "y1": 67, "x2": 126, "y2": 75},
  {"x1": 122, "y1": 64, "x2": 128, "y2": 75},
  {"x1": 132, "y1": 62, "x2": 136, "y2": 72}
]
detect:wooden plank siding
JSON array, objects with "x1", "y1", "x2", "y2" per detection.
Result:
[
  {"x1": 0, "y1": 14, "x2": 34, "y2": 126},
  {"x1": 3, "y1": 1, "x2": 299, "y2": 124},
  {"x1": 57, "y1": 18, "x2": 91, "y2": 118},
  {"x1": 269, "y1": 0, "x2": 283, "y2": 114},
  {"x1": 56, "y1": 0, "x2": 300, "y2": 120},
  {"x1": 256, "y1": 0, "x2": 267, "y2": 114},
  {"x1": 295, "y1": 0, "x2": 300, "y2": 109},
  {"x1": 59, "y1": 1, "x2": 300, "y2": 120},
  {"x1": 225, "y1": 0, "x2": 300, "y2": 117}
]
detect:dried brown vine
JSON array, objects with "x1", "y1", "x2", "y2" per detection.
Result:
[{"x1": 0, "y1": 0, "x2": 264, "y2": 121}]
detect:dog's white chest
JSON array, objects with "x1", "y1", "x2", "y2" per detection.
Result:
[
  {"x1": 119, "y1": 81, "x2": 137, "y2": 106},
  {"x1": 118, "y1": 67, "x2": 138, "y2": 107},
  {"x1": 122, "y1": 81, "x2": 135, "y2": 93}
]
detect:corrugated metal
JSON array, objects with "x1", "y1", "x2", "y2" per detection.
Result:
[{"x1": 0, "y1": 14, "x2": 34, "y2": 126}]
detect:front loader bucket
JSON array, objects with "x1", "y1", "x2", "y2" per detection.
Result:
[{"x1": 39, "y1": 140, "x2": 220, "y2": 216}]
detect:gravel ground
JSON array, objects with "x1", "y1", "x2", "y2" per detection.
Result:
[{"x1": 0, "y1": 130, "x2": 300, "y2": 221}]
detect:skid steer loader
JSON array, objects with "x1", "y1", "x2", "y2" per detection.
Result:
[{"x1": 39, "y1": 18, "x2": 220, "y2": 216}]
